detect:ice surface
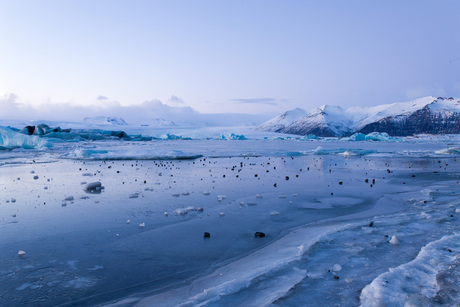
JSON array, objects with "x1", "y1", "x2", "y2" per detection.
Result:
[
  {"x1": 2, "y1": 123, "x2": 460, "y2": 306},
  {"x1": 360, "y1": 234, "x2": 460, "y2": 306}
]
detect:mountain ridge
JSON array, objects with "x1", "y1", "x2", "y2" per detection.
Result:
[{"x1": 257, "y1": 96, "x2": 460, "y2": 137}]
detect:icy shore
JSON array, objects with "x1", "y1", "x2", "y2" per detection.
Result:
[{"x1": 2, "y1": 126, "x2": 460, "y2": 306}]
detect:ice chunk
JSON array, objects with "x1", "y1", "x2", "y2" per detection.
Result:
[
  {"x1": 221, "y1": 133, "x2": 246, "y2": 140},
  {"x1": 341, "y1": 132, "x2": 400, "y2": 142},
  {"x1": 0, "y1": 126, "x2": 51, "y2": 149},
  {"x1": 18, "y1": 250, "x2": 26, "y2": 258},
  {"x1": 389, "y1": 235, "x2": 400, "y2": 245},
  {"x1": 332, "y1": 264, "x2": 342, "y2": 272}
]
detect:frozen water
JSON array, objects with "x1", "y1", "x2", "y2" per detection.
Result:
[{"x1": 2, "y1": 123, "x2": 460, "y2": 306}]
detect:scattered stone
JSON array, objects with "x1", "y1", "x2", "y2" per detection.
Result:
[
  {"x1": 33, "y1": 175, "x2": 39, "y2": 180},
  {"x1": 84, "y1": 182, "x2": 103, "y2": 194},
  {"x1": 203, "y1": 232, "x2": 211, "y2": 238},
  {"x1": 369, "y1": 221, "x2": 374, "y2": 227},
  {"x1": 333, "y1": 275, "x2": 340, "y2": 280},
  {"x1": 64, "y1": 196, "x2": 74, "y2": 201},
  {"x1": 255, "y1": 232, "x2": 265, "y2": 238}
]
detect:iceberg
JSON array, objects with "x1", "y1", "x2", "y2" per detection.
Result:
[
  {"x1": 341, "y1": 132, "x2": 399, "y2": 142},
  {"x1": 221, "y1": 133, "x2": 247, "y2": 140},
  {"x1": 0, "y1": 126, "x2": 51, "y2": 149}
]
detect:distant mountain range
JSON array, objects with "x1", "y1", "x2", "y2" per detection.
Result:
[{"x1": 257, "y1": 96, "x2": 460, "y2": 137}]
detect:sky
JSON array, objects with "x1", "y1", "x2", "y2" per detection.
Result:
[{"x1": 1, "y1": 0, "x2": 459, "y2": 122}]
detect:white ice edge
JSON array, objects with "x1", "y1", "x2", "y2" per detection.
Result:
[
  {"x1": 124, "y1": 224, "x2": 341, "y2": 307},
  {"x1": 360, "y1": 233, "x2": 460, "y2": 306}
]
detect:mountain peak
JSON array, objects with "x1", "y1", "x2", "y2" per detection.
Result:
[{"x1": 258, "y1": 96, "x2": 460, "y2": 137}]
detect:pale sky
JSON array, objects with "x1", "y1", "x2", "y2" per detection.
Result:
[{"x1": 1, "y1": 0, "x2": 459, "y2": 119}]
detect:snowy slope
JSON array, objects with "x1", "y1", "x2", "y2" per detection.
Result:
[
  {"x1": 258, "y1": 96, "x2": 460, "y2": 137},
  {"x1": 281, "y1": 105, "x2": 353, "y2": 137},
  {"x1": 256, "y1": 108, "x2": 307, "y2": 132}
]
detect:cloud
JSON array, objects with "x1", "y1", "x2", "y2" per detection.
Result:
[
  {"x1": 97, "y1": 95, "x2": 108, "y2": 100},
  {"x1": 0, "y1": 94, "x2": 197, "y2": 123},
  {"x1": 0, "y1": 93, "x2": 29, "y2": 117},
  {"x1": 0, "y1": 94, "x2": 272, "y2": 127},
  {"x1": 230, "y1": 98, "x2": 279, "y2": 105},
  {"x1": 167, "y1": 95, "x2": 185, "y2": 106}
]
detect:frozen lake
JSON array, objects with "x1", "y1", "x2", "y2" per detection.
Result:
[{"x1": 1, "y1": 125, "x2": 460, "y2": 306}]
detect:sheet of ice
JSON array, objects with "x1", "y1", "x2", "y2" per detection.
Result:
[
  {"x1": 360, "y1": 234, "x2": 460, "y2": 306},
  {"x1": 2, "y1": 124, "x2": 460, "y2": 306}
]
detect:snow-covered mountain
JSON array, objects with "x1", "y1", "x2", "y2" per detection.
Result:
[
  {"x1": 83, "y1": 116, "x2": 128, "y2": 125},
  {"x1": 256, "y1": 108, "x2": 307, "y2": 132},
  {"x1": 258, "y1": 96, "x2": 460, "y2": 136}
]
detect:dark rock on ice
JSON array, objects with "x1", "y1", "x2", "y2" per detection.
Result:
[
  {"x1": 254, "y1": 232, "x2": 265, "y2": 238},
  {"x1": 84, "y1": 181, "x2": 103, "y2": 194}
]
